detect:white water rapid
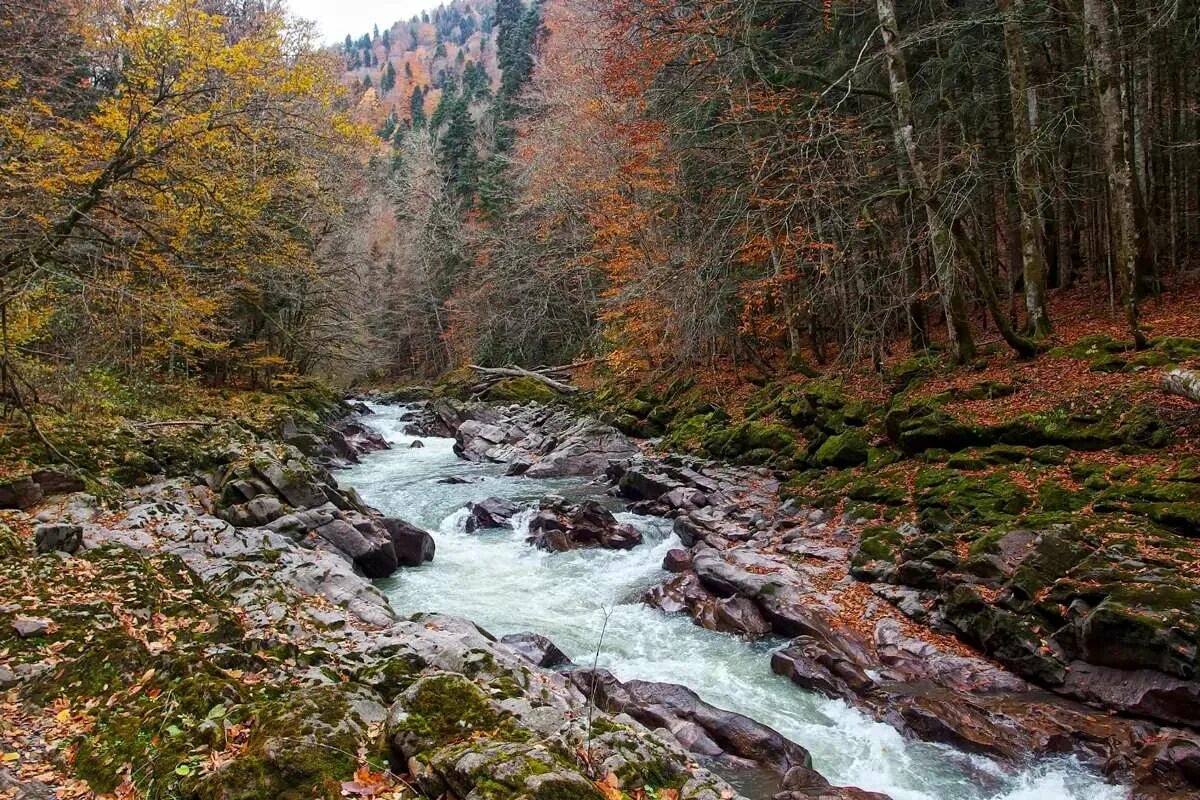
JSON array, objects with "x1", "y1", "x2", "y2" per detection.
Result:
[{"x1": 341, "y1": 404, "x2": 1130, "y2": 800}]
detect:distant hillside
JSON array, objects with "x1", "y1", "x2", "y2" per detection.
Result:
[{"x1": 338, "y1": 1, "x2": 499, "y2": 139}]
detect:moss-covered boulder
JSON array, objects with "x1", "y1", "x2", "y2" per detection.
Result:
[
  {"x1": 487, "y1": 377, "x2": 560, "y2": 404},
  {"x1": 813, "y1": 430, "x2": 869, "y2": 468},
  {"x1": 196, "y1": 684, "x2": 387, "y2": 800}
]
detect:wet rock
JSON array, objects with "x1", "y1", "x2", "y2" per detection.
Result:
[
  {"x1": 12, "y1": 617, "x2": 50, "y2": 638},
  {"x1": 451, "y1": 405, "x2": 639, "y2": 478},
  {"x1": 310, "y1": 518, "x2": 398, "y2": 578},
  {"x1": 527, "y1": 497, "x2": 642, "y2": 551},
  {"x1": 410, "y1": 440, "x2": 425, "y2": 448},
  {"x1": 34, "y1": 523, "x2": 82, "y2": 554},
  {"x1": 643, "y1": 572, "x2": 715, "y2": 616},
  {"x1": 571, "y1": 669, "x2": 815, "y2": 780},
  {"x1": 499, "y1": 632, "x2": 572, "y2": 667},
  {"x1": 771, "y1": 636, "x2": 875, "y2": 698},
  {"x1": 663, "y1": 548, "x2": 693, "y2": 573},
  {"x1": 254, "y1": 459, "x2": 329, "y2": 510},
  {"x1": 1060, "y1": 661, "x2": 1200, "y2": 727},
  {"x1": 465, "y1": 497, "x2": 520, "y2": 532},
  {"x1": 381, "y1": 518, "x2": 436, "y2": 566},
  {"x1": 708, "y1": 596, "x2": 772, "y2": 637}
]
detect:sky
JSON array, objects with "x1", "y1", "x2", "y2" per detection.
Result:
[{"x1": 286, "y1": 0, "x2": 433, "y2": 45}]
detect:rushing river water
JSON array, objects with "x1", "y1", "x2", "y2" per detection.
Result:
[{"x1": 342, "y1": 404, "x2": 1129, "y2": 800}]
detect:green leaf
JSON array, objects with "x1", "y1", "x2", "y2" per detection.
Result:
[
  {"x1": 175, "y1": 764, "x2": 192, "y2": 776},
  {"x1": 166, "y1": 724, "x2": 184, "y2": 737},
  {"x1": 206, "y1": 704, "x2": 227, "y2": 720}
]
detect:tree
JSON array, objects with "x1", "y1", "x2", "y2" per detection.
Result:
[
  {"x1": 1082, "y1": 0, "x2": 1148, "y2": 349},
  {"x1": 1000, "y1": 0, "x2": 1052, "y2": 338},
  {"x1": 0, "y1": 0, "x2": 370, "y2": 389},
  {"x1": 410, "y1": 85, "x2": 428, "y2": 128},
  {"x1": 381, "y1": 60, "x2": 397, "y2": 92}
]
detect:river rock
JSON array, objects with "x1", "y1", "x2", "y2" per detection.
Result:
[
  {"x1": 0, "y1": 477, "x2": 42, "y2": 509},
  {"x1": 499, "y1": 632, "x2": 572, "y2": 667},
  {"x1": 573, "y1": 670, "x2": 812, "y2": 771},
  {"x1": 34, "y1": 523, "x2": 82, "y2": 554},
  {"x1": 465, "y1": 497, "x2": 520, "y2": 532},
  {"x1": 309, "y1": 518, "x2": 399, "y2": 578},
  {"x1": 449, "y1": 404, "x2": 639, "y2": 478},
  {"x1": 526, "y1": 497, "x2": 642, "y2": 551},
  {"x1": 381, "y1": 518, "x2": 436, "y2": 566},
  {"x1": 663, "y1": 547, "x2": 693, "y2": 572}
]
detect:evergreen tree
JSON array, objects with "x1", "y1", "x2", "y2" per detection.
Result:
[
  {"x1": 410, "y1": 85, "x2": 427, "y2": 129},
  {"x1": 373, "y1": 24, "x2": 379, "y2": 40},
  {"x1": 362, "y1": 74, "x2": 372, "y2": 89},
  {"x1": 382, "y1": 29, "x2": 390, "y2": 51},
  {"x1": 405, "y1": 61, "x2": 413, "y2": 79},
  {"x1": 343, "y1": 33, "x2": 353, "y2": 52},
  {"x1": 438, "y1": 94, "x2": 478, "y2": 199},
  {"x1": 381, "y1": 60, "x2": 396, "y2": 92}
]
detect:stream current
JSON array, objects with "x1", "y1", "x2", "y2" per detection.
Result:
[{"x1": 342, "y1": 404, "x2": 1128, "y2": 800}]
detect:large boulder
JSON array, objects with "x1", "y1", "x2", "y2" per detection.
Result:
[
  {"x1": 381, "y1": 518, "x2": 436, "y2": 566},
  {"x1": 570, "y1": 670, "x2": 823, "y2": 787},
  {"x1": 526, "y1": 497, "x2": 642, "y2": 552}
]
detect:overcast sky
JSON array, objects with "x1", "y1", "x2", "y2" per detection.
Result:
[{"x1": 287, "y1": 0, "x2": 434, "y2": 45}]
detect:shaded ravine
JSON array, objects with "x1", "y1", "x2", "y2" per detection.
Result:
[{"x1": 342, "y1": 404, "x2": 1128, "y2": 800}]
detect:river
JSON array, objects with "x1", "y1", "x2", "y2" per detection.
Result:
[{"x1": 341, "y1": 404, "x2": 1128, "y2": 800}]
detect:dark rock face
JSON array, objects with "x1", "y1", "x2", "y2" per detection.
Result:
[
  {"x1": 526, "y1": 497, "x2": 642, "y2": 552},
  {"x1": 0, "y1": 477, "x2": 43, "y2": 509},
  {"x1": 464, "y1": 497, "x2": 520, "y2": 532},
  {"x1": 499, "y1": 632, "x2": 572, "y2": 667},
  {"x1": 34, "y1": 523, "x2": 83, "y2": 554}
]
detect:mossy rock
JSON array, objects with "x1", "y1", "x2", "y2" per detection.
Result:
[
  {"x1": 1037, "y1": 480, "x2": 1087, "y2": 513},
  {"x1": 486, "y1": 377, "x2": 560, "y2": 404},
  {"x1": 885, "y1": 402, "x2": 983, "y2": 454},
  {"x1": 198, "y1": 684, "x2": 385, "y2": 800},
  {"x1": 851, "y1": 526, "x2": 904, "y2": 579},
  {"x1": 0, "y1": 524, "x2": 26, "y2": 559},
  {"x1": 941, "y1": 585, "x2": 1067, "y2": 685},
  {"x1": 914, "y1": 468, "x2": 1030, "y2": 532},
  {"x1": 389, "y1": 672, "x2": 507, "y2": 756},
  {"x1": 813, "y1": 430, "x2": 869, "y2": 468},
  {"x1": 380, "y1": 385, "x2": 433, "y2": 403}
]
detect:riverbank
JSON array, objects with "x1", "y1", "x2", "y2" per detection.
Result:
[
  {"x1": 380, "y1": 396, "x2": 1198, "y2": 799},
  {"x1": 0, "y1": 390, "x2": 876, "y2": 800}
]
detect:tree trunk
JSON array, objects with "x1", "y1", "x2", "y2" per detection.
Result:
[
  {"x1": 1082, "y1": 0, "x2": 1148, "y2": 349},
  {"x1": 877, "y1": 0, "x2": 975, "y2": 363},
  {"x1": 999, "y1": 0, "x2": 1052, "y2": 337}
]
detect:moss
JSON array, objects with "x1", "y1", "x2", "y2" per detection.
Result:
[
  {"x1": 1037, "y1": 481, "x2": 1087, "y2": 513},
  {"x1": 357, "y1": 653, "x2": 428, "y2": 701},
  {"x1": 813, "y1": 430, "x2": 869, "y2": 468},
  {"x1": 392, "y1": 673, "x2": 504, "y2": 748},
  {"x1": 0, "y1": 524, "x2": 26, "y2": 558},
  {"x1": 486, "y1": 377, "x2": 560, "y2": 404},
  {"x1": 852, "y1": 526, "x2": 903, "y2": 567}
]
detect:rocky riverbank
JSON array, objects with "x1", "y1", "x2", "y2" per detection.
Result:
[
  {"x1": 430, "y1": 395, "x2": 1200, "y2": 800},
  {"x1": 0, "y1": 399, "x2": 884, "y2": 800}
]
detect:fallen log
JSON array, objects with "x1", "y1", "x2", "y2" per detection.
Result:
[
  {"x1": 1162, "y1": 368, "x2": 1200, "y2": 404},
  {"x1": 468, "y1": 364, "x2": 579, "y2": 394}
]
